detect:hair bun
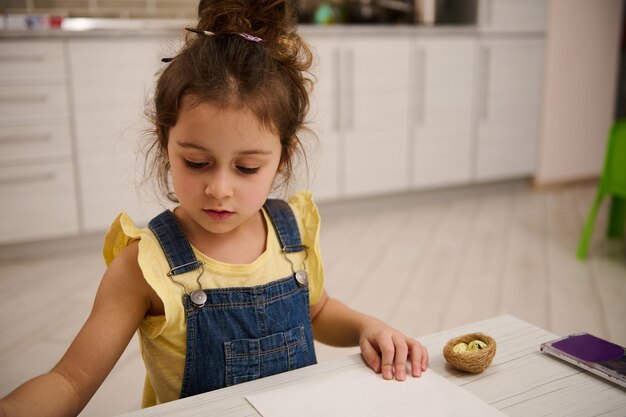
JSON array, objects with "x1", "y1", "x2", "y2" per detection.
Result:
[
  {"x1": 196, "y1": 0, "x2": 311, "y2": 72},
  {"x1": 197, "y1": 0, "x2": 296, "y2": 44}
]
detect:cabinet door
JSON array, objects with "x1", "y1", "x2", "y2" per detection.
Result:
[
  {"x1": 0, "y1": 40, "x2": 66, "y2": 84},
  {"x1": 300, "y1": 35, "x2": 341, "y2": 201},
  {"x1": 69, "y1": 38, "x2": 174, "y2": 232},
  {"x1": 479, "y1": 0, "x2": 547, "y2": 32},
  {"x1": 0, "y1": 84, "x2": 69, "y2": 125},
  {"x1": 0, "y1": 161, "x2": 79, "y2": 243},
  {"x1": 0, "y1": 124, "x2": 72, "y2": 162},
  {"x1": 342, "y1": 35, "x2": 410, "y2": 197},
  {"x1": 411, "y1": 37, "x2": 476, "y2": 188},
  {"x1": 475, "y1": 38, "x2": 544, "y2": 181}
]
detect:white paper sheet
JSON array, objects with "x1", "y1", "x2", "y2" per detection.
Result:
[{"x1": 246, "y1": 367, "x2": 506, "y2": 417}]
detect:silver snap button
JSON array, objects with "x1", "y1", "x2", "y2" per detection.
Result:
[
  {"x1": 190, "y1": 290, "x2": 207, "y2": 307},
  {"x1": 295, "y1": 270, "x2": 308, "y2": 286}
]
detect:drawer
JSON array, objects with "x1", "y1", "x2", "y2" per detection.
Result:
[
  {"x1": 0, "y1": 161, "x2": 79, "y2": 243},
  {"x1": 0, "y1": 124, "x2": 72, "y2": 162},
  {"x1": 0, "y1": 84, "x2": 69, "y2": 124},
  {"x1": 0, "y1": 41, "x2": 66, "y2": 83}
]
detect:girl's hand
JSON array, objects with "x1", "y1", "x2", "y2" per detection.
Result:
[
  {"x1": 310, "y1": 293, "x2": 428, "y2": 380},
  {"x1": 359, "y1": 319, "x2": 429, "y2": 381}
]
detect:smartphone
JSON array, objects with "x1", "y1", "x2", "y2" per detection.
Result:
[{"x1": 540, "y1": 332, "x2": 626, "y2": 388}]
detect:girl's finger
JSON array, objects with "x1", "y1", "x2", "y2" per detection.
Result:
[
  {"x1": 378, "y1": 336, "x2": 396, "y2": 380},
  {"x1": 421, "y1": 344, "x2": 429, "y2": 371},
  {"x1": 392, "y1": 334, "x2": 408, "y2": 381},
  {"x1": 408, "y1": 340, "x2": 423, "y2": 377},
  {"x1": 360, "y1": 340, "x2": 381, "y2": 374}
]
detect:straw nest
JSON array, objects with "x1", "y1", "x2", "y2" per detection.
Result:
[{"x1": 443, "y1": 332, "x2": 496, "y2": 373}]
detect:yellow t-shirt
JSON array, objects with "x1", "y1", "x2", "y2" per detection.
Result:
[{"x1": 102, "y1": 191, "x2": 324, "y2": 407}]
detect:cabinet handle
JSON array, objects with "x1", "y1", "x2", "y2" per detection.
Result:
[
  {"x1": 482, "y1": 0, "x2": 493, "y2": 27},
  {"x1": 345, "y1": 48, "x2": 354, "y2": 131},
  {"x1": 414, "y1": 48, "x2": 426, "y2": 125},
  {"x1": 0, "y1": 94, "x2": 48, "y2": 104},
  {"x1": 0, "y1": 133, "x2": 51, "y2": 145},
  {"x1": 333, "y1": 47, "x2": 341, "y2": 131},
  {"x1": 480, "y1": 46, "x2": 491, "y2": 122},
  {"x1": 0, "y1": 55, "x2": 45, "y2": 63},
  {"x1": 0, "y1": 171, "x2": 55, "y2": 186}
]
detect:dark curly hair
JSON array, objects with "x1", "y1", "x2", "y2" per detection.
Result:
[{"x1": 145, "y1": 0, "x2": 314, "y2": 202}]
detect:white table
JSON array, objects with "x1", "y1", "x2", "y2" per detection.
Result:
[{"x1": 117, "y1": 315, "x2": 626, "y2": 417}]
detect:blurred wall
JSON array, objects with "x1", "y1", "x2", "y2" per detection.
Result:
[{"x1": 535, "y1": 0, "x2": 623, "y2": 186}]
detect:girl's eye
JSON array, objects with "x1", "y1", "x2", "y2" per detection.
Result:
[
  {"x1": 184, "y1": 160, "x2": 208, "y2": 169},
  {"x1": 237, "y1": 166, "x2": 260, "y2": 175}
]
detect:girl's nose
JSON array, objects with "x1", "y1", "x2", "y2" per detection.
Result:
[{"x1": 204, "y1": 170, "x2": 234, "y2": 199}]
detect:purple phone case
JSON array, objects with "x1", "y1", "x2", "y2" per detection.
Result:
[
  {"x1": 552, "y1": 333, "x2": 624, "y2": 362},
  {"x1": 540, "y1": 332, "x2": 626, "y2": 389}
]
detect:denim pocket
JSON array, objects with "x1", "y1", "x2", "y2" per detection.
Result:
[{"x1": 224, "y1": 325, "x2": 310, "y2": 387}]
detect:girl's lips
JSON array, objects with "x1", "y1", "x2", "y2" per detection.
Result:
[{"x1": 204, "y1": 209, "x2": 234, "y2": 222}]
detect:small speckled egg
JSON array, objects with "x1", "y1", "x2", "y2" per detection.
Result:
[
  {"x1": 452, "y1": 342, "x2": 469, "y2": 353},
  {"x1": 468, "y1": 339, "x2": 488, "y2": 351}
]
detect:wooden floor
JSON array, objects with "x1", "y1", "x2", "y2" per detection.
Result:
[{"x1": 1, "y1": 180, "x2": 624, "y2": 416}]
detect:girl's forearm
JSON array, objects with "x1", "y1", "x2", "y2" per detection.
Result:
[
  {"x1": 0, "y1": 371, "x2": 82, "y2": 417},
  {"x1": 311, "y1": 296, "x2": 380, "y2": 347}
]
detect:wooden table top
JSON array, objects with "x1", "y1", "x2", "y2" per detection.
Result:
[{"x1": 117, "y1": 314, "x2": 626, "y2": 417}]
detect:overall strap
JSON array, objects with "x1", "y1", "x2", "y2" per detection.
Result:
[
  {"x1": 148, "y1": 210, "x2": 203, "y2": 276},
  {"x1": 263, "y1": 199, "x2": 307, "y2": 254},
  {"x1": 149, "y1": 202, "x2": 304, "y2": 274}
]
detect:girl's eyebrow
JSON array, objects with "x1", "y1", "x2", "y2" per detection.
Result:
[
  {"x1": 177, "y1": 141, "x2": 208, "y2": 151},
  {"x1": 238, "y1": 149, "x2": 273, "y2": 156},
  {"x1": 176, "y1": 140, "x2": 273, "y2": 155}
]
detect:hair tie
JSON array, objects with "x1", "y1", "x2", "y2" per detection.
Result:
[
  {"x1": 237, "y1": 33, "x2": 262, "y2": 43},
  {"x1": 185, "y1": 27, "x2": 262, "y2": 43}
]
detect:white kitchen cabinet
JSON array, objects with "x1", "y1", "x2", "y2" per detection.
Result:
[
  {"x1": 0, "y1": 124, "x2": 72, "y2": 163},
  {"x1": 475, "y1": 0, "x2": 546, "y2": 181},
  {"x1": 478, "y1": 0, "x2": 547, "y2": 32},
  {"x1": 68, "y1": 38, "x2": 175, "y2": 232},
  {"x1": 410, "y1": 36, "x2": 477, "y2": 188},
  {"x1": 303, "y1": 33, "x2": 411, "y2": 200},
  {"x1": 0, "y1": 161, "x2": 79, "y2": 243},
  {"x1": 0, "y1": 41, "x2": 65, "y2": 83},
  {"x1": 341, "y1": 35, "x2": 411, "y2": 198},
  {"x1": 0, "y1": 40, "x2": 79, "y2": 244},
  {"x1": 0, "y1": 84, "x2": 70, "y2": 123},
  {"x1": 299, "y1": 35, "x2": 341, "y2": 201},
  {"x1": 475, "y1": 37, "x2": 545, "y2": 181}
]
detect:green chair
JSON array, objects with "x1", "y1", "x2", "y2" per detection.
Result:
[{"x1": 577, "y1": 119, "x2": 626, "y2": 260}]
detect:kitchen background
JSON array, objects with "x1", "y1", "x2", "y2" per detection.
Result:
[
  {"x1": 1, "y1": 0, "x2": 620, "y2": 245},
  {"x1": 1, "y1": 1, "x2": 625, "y2": 416},
  {"x1": 2, "y1": 0, "x2": 473, "y2": 22}
]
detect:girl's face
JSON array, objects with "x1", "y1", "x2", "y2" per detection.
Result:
[{"x1": 167, "y1": 99, "x2": 282, "y2": 239}]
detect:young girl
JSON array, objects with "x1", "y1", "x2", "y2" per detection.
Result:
[{"x1": 0, "y1": 1, "x2": 428, "y2": 415}]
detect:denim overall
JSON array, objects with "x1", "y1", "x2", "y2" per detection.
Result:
[{"x1": 148, "y1": 199, "x2": 317, "y2": 398}]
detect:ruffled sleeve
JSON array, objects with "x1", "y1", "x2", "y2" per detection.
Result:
[
  {"x1": 288, "y1": 191, "x2": 325, "y2": 305},
  {"x1": 102, "y1": 213, "x2": 182, "y2": 338},
  {"x1": 103, "y1": 213, "x2": 140, "y2": 266}
]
